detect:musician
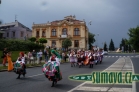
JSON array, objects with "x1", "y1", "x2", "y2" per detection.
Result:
[
  {"x1": 77, "y1": 53, "x2": 82, "y2": 68},
  {"x1": 89, "y1": 51, "x2": 94, "y2": 68},
  {"x1": 93, "y1": 50, "x2": 99, "y2": 65}
]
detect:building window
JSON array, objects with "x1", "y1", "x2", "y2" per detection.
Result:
[
  {"x1": 36, "y1": 31, "x2": 39, "y2": 37},
  {"x1": 51, "y1": 29, "x2": 56, "y2": 36},
  {"x1": 74, "y1": 40, "x2": 79, "y2": 47},
  {"x1": 7, "y1": 32, "x2": 9, "y2": 37},
  {"x1": 62, "y1": 28, "x2": 67, "y2": 35},
  {"x1": 12, "y1": 31, "x2": 15, "y2": 37},
  {"x1": 74, "y1": 28, "x2": 80, "y2": 35},
  {"x1": 52, "y1": 40, "x2": 56, "y2": 47},
  {"x1": 42, "y1": 31, "x2": 45, "y2": 37},
  {"x1": 21, "y1": 31, "x2": 24, "y2": 37}
]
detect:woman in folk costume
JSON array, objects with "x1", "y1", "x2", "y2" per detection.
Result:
[
  {"x1": 7, "y1": 51, "x2": 14, "y2": 71},
  {"x1": 14, "y1": 52, "x2": 26, "y2": 79},
  {"x1": 42, "y1": 50, "x2": 62, "y2": 87},
  {"x1": 69, "y1": 50, "x2": 76, "y2": 67},
  {"x1": 98, "y1": 49, "x2": 104, "y2": 64}
]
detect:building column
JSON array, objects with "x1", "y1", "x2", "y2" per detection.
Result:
[{"x1": 39, "y1": 28, "x2": 42, "y2": 38}]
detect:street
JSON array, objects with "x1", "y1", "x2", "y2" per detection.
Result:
[{"x1": 0, "y1": 53, "x2": 139, "y2": 92}]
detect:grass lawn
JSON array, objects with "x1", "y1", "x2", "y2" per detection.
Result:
[
  {"x1": 0, "y1": 51, "x2": 28, "y2": 64},
  {"x1": 0, "y1": 62, "x2": 45, "y2": 71}
]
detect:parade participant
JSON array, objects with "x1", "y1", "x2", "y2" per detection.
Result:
[
  {"x1": 69, "y1": 51, "x2": 76, "y2": 67},
  {"x1": 80, "y1": 51, "x2": 85, "y2": 66},
  {"x1": 77, "y1": 54, "x2": 82, "y2": 68},
  {"x1": 98, "y1": 49, "x2": 104, "y2": 64},
  {"x1": 14, "y1": 52, "x2": 26, "y2": 79},
  {"x1": 2, "y1": 48, "x2": 8, "y2": 66},
  {"x1": 7, "y1": 51, "x2": 13, "y2": 71},
  {"x1": 89, "y1": 50, "x2": 94, "y2": 68},
  {"x1": 42, "y1": 49, "x2": 62, "y2": 87},
  {"x1": 83, "y1": 51, "x2": 90, "y2": 65},
  {"x1": 93, "y1": 50, "x2": 99, "y2": 65}
]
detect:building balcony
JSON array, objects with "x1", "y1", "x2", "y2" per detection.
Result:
[{"x1": 59, "y1": 35, "x2": 71, "y2": 38}]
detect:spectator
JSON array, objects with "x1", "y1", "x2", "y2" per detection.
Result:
[
  {"x1": 44, "y1": 50, "x2": 49, "y2": 62},
  {"x1": 38, "y1": 50, "x2": 43, "y2": 64},
  {"x1": 24, "y1": 52, "x2": 28, "y2": 64},
  {"x1": 28, "y1": 52, "x2": 33, "y2": 64},
  {"x1": 32, "y1": 50, "x2": 37, "y2": 63}
]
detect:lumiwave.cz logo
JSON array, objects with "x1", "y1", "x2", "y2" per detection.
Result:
[{"x1": 69, "y1": 71, "x2": 139, "y2": 84}]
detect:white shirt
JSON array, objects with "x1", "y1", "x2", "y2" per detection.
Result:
[{"x1": 16, "y1": 57, "x2": 25, "y2": 64}]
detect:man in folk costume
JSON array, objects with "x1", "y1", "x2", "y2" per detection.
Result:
[
  {"x1": 88, "y1": 50, "x2": 94, "y2": 68},
  {"x1": 93, "y1": 50, "x2": 99, "y2": 65},
  {"x1": 83, "y1": 51, "x2": 91, "y2": 65},
  {"x1": 80, "y1": 51, "x2": 85, "y2": 66},
  {"x1": 42, "y1": 50, "x2": 62, "y2": 87}
]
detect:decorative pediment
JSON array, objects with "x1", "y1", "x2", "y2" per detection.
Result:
[{"x1": 58, "y1": 20, "x2": 71, "y2": 26}]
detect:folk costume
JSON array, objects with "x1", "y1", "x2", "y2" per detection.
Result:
[
  {"x1": 14, "y1": 52, "x2": 26, "y2": 79},
  {"x1": 98, "y1": 49, "x2": 104, "y2": 64},
  {"x1": 7, "y1": 52, "x2": 13, "y2": 71},
  {"x1": 89, "y1": 52, "x2": 94, "y2": 68},
  {"x1": 42, "y1": 50, "x2": 62, "y2": 86}
]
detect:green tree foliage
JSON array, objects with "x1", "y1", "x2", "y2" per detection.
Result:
[
  {"x1": 119, "y1": 38, "x2": 126, "y2": 51},
  {"x1": 103, "y1": 42, "x2": 107, "y2": 51},
  {"x1": 109, "y1": 39, "x2": 115, "y2": 51},
  {"x1": 38, "y1": 38, "x2": 47, "y2": 45},
  {"x1": 0, "y1": 39, "x2": 44, "y2": 51},
  {"x1": 62, "y1": 38, "x2": 72, "y2": 50},
  {"x1": 128, "y1": 26, "x2": 139, "y2": 52},
  {"x1": 89, "y1": 32, "x2": 95, "y2": 50},
  {"x1": 28, "y1": 37, "x2": 36, "y2": 42}
]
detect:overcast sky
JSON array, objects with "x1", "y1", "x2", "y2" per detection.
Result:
[{"x1": 0, "y1": 0, "x2": 139, "y2": 48}]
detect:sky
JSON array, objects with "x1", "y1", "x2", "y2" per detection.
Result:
[{"x1": 0, "y1": 0, "x2": 139, "y2": 48}]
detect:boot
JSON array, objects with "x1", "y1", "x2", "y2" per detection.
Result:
[
  {"x1": 16, "y1": 74, "x2": 20, "y2": 79},
  {"x1": 89, "y1": 64, "x2": 91, "y2": 68},
  {"x1": 91, "y1": 64, "x2": 93, "y2": 68}
]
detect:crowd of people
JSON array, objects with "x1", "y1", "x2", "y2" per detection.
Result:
[{"x1": 66, "y1": 48, "x2": 104, "y2": 68}]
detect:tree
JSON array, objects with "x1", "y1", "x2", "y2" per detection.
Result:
[
  {"x1": 88, "y1": 32, "x2": 95, "y2": 50},
  {"x1": 109, "y1": 39, "x2": 115, "y2": 51},
  {"x1": 128, "y1": 26, "x2": 139, "y2": 52},
  {"x1": 28, "y1": 37, "x2": 36, "y2": 42},
  {"x1": 38, "y1": 38, "x2": 47, "y2": 45},
  {"x1": 103, "y1": 42, "x2": 107, "y2": 51},
  {"x1": 62, "y1": 38, "x2": 72, "y2": 51}
]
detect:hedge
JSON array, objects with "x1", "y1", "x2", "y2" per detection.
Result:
[{"x1": 0, "y1": 39, "x2": 44, "y2": 51}]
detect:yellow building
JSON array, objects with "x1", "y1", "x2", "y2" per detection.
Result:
[{"x1": 32, "y1": 15, "x2": 88, "y2": 49}]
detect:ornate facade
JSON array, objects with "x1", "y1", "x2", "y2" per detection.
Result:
[{"x1": 32, "y1": 15, "x2": 88, "y2": 49}]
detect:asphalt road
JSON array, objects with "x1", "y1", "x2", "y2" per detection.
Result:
[
  {"x1": 0, "y1": 53, "x2": 138, "y2": 92},
  {"x1": 0, "y1": 57, "x2": 118, "y2": 92}
]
